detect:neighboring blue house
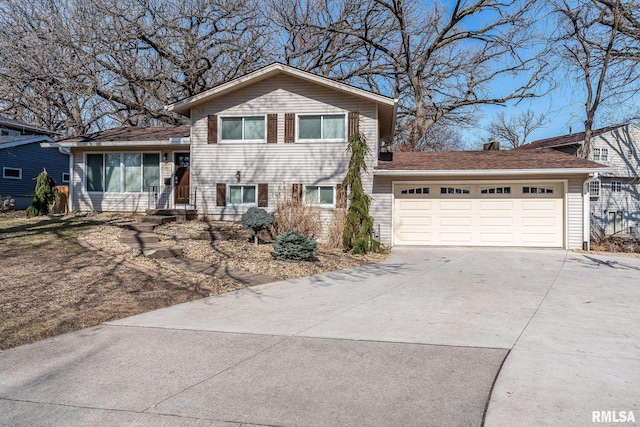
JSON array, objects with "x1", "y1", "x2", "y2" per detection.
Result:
[{"x1": 0, "y1": 116, "x2": 68, "y2": 210}]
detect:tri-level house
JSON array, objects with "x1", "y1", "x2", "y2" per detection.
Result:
[
  {"x1": 58, "y1": 63, "x2": 610, "y2": 249},
  {"x1": 0, "y1": 115, "x2": 66, "y2": 209},
  {"x1": 519, "y1": 124, "x2": 640, "y2": 235}
]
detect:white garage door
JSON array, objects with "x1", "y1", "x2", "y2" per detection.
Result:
[{"x1": 394, "y1": 182, "x2": 564, "y2": 247}]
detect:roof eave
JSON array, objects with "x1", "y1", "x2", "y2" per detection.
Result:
[
  {"x1": 58, "y1": 138, "x2": 190, "y2": 148},
  {"x1": 373, "y1": 167, "x2": 613, "y2": 176},
  {"x1": 0, "y1": 135, "x2": 53, "y2": 150}
]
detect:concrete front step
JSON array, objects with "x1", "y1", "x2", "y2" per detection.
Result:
[
  {"x1": 119, "y1": 233, "x2": 161, "y2": 245},
  {"x1": 137, "y1": 215, "x2": 177, "y2": 225},
  {"x1": 126, "y1": 224, "x2": 157, "y2": 233},
  {"x1": 146, "y1": 209, "x2": 197, "y2": 222},
  {"x1": 143, "y1": 247, "x2": 183, "y2": 259}
]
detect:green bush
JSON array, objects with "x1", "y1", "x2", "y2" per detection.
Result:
[
  {"x1": 241, "y1": 207, "x2": 274, "y2": 245},
  {"x1": 26, "y1": 169, "x2": 59, "y2": 218},
  {"x1": 271, "y1": 232, "x2": 318, "y2": 261}
]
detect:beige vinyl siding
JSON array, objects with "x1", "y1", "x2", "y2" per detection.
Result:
[
  {"x1": 189, "y1": 74, "x2": 378, "y2": 230},
  {"x1": 372, "y1": 174, "x2": 590, "y2": 249},
  {"x1": 71, "y1": 147, "x2": 175, "y2": 212},
  {"x1": 589, "y1": 124, "x2": 640, "y2": 178}
]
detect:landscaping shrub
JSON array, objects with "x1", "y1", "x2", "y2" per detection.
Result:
[
  {"x1": 271, "y1": 231, "x2": 318, "y2": 261},
  {"x1": 272, "y1": 184, "x2": 322, "y2": 240},
  {"x1": 26, "y1": 169, "x2": 59, "y2": 218},
  {"x1": 325, "y1": 208, "x2": 346, "y2": 249},
  {"x1": 241, "y1": 207, "x2": 274, "y2": 246}
]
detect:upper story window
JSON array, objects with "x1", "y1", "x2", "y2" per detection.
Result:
[
  {"x1": 523, "y1": 186, "x2": 554, "y2": 194},
  {"x1": 220, "y1": 116, "x2": 265, "y2": 142},
  {"x1": 440, "y1": 186, "x2": 470, "y2": 195},
  {"x1": 304, "y1": 185, "x2": 335, "y2": 206},
  {"x1": 297, "y1": 114, "x2": 346, "y2": 142},
  {"x1": 611, "y1": 181, "x2": 622, "y2": 192},
  {"x1": 86, "y1": 153, "x2": 160, "y2": 193},
  {"x1": 593, "y1": 148, "x2": 609, "y2": 162},
  {"x1": 2, "y1": 167, "x2": 22, "y2": 180}
]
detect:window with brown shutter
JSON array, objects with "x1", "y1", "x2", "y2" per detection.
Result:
[
  {"x1": 292, "y1": 183, "x2": 303, "y2": 201},
  {"x1": 216, "y1": 183, "x2": 226, "y2": 206},
  {"x1": 348, "y1": 112, "x2": 359, "y2": 140},
  {"x1": 336, "y1": 184, "x2": 347, "y2": 208},
  {"x1": 208, "y1": 115, "x2": 218, "y2": 144},
  {"x1": 284, "y1": 113, "x2": 295, "y2": 143},
  {"x1": 258, "y1": 183, "x2": 269, "y2": 207},
  {"x1": 267, "y1": 114, "x2": 277, "y2": 143}
]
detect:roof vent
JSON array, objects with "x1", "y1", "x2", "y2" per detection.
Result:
[{"x1": 483, "y1": 139, "x2": 500, "y2": 151}]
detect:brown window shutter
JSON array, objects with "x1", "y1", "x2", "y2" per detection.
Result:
[
  {"x1": 336, "y1": 184, "x2": 346, "y2": 208},
  {"x1": 216, "y1": 183, "x2": 226, "y2": 206},
  {"x1": 258, "y1": 183, "x2": 268, "y2": 207},
  {"x1": 267, "y1": 114, "x2": 277, "y2": 144},
  {"x1": 348, "y1": 111, "x2": 359, "y2": 140},
  {"x1": 292, "y1": 183, "x2": 303, "y2": 202},
  {"x1": 284, "y1": 113, "x2": 295, "y2": 143},
  {"x1": 208, "y1": 115, "x2": 218, "y2": 144}
]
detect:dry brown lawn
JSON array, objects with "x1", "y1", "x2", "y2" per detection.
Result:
[{"x1": 0, "y1": 212, "x2": 202, "y2": 351}]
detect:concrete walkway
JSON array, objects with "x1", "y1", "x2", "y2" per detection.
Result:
[{"x1": 1, "y1": 248, "x2": 639, "y2": 426}]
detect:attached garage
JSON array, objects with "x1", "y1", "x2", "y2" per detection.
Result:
[
  {"x1": 372, "y1": 149, "x2": 613, "y2": 249},
  {"x1": 393, "y1": 181, "x2": 564, "y2": 247}
]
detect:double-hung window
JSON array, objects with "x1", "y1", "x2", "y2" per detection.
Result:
[
  {"x1": 297, "y1": 114, "x2": 346, "y2": 142},
  {"x1": 229, "y1": 184, "x2": 256, "y2": 205},
  {"x1": 305, "y1": 185, "x2": 335, "y2": 206},
  {"x1": 589, "y1": 180, "x2": 601, "y2": 197},
  {"x1": 611, "y1": 181, "x2": 622, "y2": 193},
  {"x1": 220, "y1": 116, "x2": 265, "y2": 142},
  {"x1": 86, "y1": 153, "x2": 160, "y2": 193},
  {"x1": 593, "y1": 148, "x2": 609, "y2": 162}
]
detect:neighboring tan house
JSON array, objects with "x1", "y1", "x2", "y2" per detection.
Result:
[
  {"x1": 0, "y1": 116, "x2": 67, "y2": 209},
  {"x1": 519, "y1": 124, "x2": 640, "y2": 235},
  {"x1": 57, "y1": 63, "x2": 609, "y2": 249}
]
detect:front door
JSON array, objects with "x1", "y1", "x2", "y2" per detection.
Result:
[{"x1": 174, "y1": 152, "x2": 190, "y2": 205}]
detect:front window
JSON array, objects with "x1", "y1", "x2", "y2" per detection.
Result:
[
  {"x1": 589, "y1": 180, "x2": 600, "y2": 197},
  {"x1": 220, "y1": 116, "x2": 265, "y2": 142},
  {"x1": 229, "y1": 185, "x2": 256, "y2": 205},
  {"x1": 85, "y1": 153, "x2": 160, "y2": 193},
  {"x1": 305, "y1": 186, "x2": 335, "y2": 206},
  {"x1": 298, "y1": 114, "x2": 346, "y2": 141}
]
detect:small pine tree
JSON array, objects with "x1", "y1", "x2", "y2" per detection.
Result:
[
  {"x1": 26, "y1": 169, "x2": 59, "y2": 218},
  {"x1": 241, "y1": 207, "x2": 274, "y2": 246},
  {"x1": 271, "y1": 232, "x2": 318, "y2": 261},
  {"x1": 342, "y1": 127, "x2": 380, "y2": 254}
]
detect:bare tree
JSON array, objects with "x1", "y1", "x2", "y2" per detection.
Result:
[
  {"x1": 487, "y1": 110, "x2": 548, "y2": 148},
  {"x1": 552, "y1": 0, "x2": 640, "y2": 157}
]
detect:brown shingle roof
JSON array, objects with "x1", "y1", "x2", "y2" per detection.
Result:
[
  {"x1": 61, "y1": 125, "x2": 190, "y2": 143},
  {"x1": 375, "y1": 149, "x2": 607, "y2": 171},
  {"x1": 517, "y1": 125, "x2": 624, "y2": 150}
]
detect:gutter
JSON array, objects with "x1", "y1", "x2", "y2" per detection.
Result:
[{"x1": 373, "y1": 167, "x2": 613, "y2": 176}]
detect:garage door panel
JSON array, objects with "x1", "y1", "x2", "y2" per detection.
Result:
[
  {"x1": 394, "y1": 182, "x2": 564, "y2": 248},
  {"x1": 479, "y1": 232, "x2": 514, "y2": 243},
  {"x1": 439, "y1": 216, "x2": 472, "y2": 226},
  {"x1": 439, "y1": 201, "x2": 472, "y2": 210},
  {"x1": 479, "y1": 216, "x2": 513, "y2": 226},
  {"x1": 480, "y1": 201, "x2": 513, "y2": 210}
]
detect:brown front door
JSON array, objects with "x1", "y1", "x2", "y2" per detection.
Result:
[{"x1": 174, "y1": 152, "x2": 190, "y2": 205}]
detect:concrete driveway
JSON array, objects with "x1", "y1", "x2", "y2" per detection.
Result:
[{"x1": 1, "y1": 248, "x2": 639, "y2": 426}]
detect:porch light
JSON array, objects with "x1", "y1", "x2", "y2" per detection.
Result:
[{"x1": 236, "y1": 171, "x2": 241, "y2": 182}]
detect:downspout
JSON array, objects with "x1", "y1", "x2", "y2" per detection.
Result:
[
  {"x1": 582, "y1": 173, "x2": 599, "y2": 251},
  {"x1": 61, "y1": 147, "x2": 73, "y2": 213}
]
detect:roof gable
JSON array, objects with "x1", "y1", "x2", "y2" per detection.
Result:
[
  {"x1": 165, "y1": 63, "x2": 397, "y2": 118},
  {"x1": 0, "y1": 135, "x2": 53, "y2": 150}
]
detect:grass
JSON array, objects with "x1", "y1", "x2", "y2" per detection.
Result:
[{"x1": 0, "y1": 212, "x2": 202, "y2": 351}]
